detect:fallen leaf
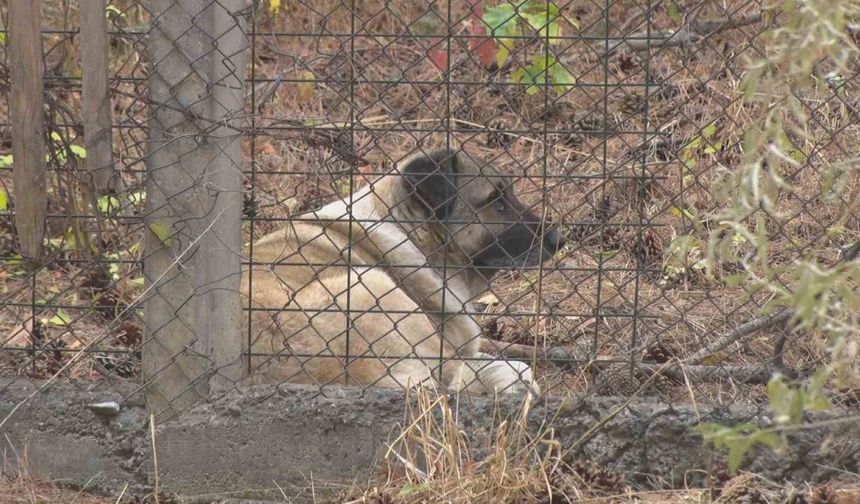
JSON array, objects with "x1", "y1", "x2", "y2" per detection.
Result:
[
  {"x1": 468, "y1": 18, "x2": 496, "y2": 69},
  {"x1": 296, "y1": 70, "x2": 315, "y2": 101},
  {"x1": 260, "y1": 143, "x2": 276, "y2": 156},
  {"x1": 428, "y1": 37, "x2": 449, "y2": 72},
  {"x1": 475, "y1": 291, "x2": 499, "y2": 305},
  {"x1": 147, "y1": 222, "x2": 174, "y2": 249}
]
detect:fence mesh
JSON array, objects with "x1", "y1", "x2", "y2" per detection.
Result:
[{"x1": 1, "y1": 0, "x2": 858, "y2": 422}]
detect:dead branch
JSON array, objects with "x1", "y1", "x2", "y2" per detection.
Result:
[
  {"x1": 480, "y1": 338, "x2": 781, "y2": 384},
  {"x1": 600, "y1": 13, "x2": 764, "y2": 54},
  {"x1": 624, "y1": 362, "x2": 782, "y2": 385},
  {"x1": 479, "y1": 338, "x2": 593, "y2": 363},
  {"x1": 687, "y1": 309, "x2": 795, "y2": 365},
  {"x1": 688, "y1": 238, "x2": 860, "y2": 365}
]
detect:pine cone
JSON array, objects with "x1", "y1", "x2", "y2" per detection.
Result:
[
  {"x1": 482, "y1": 316, "x2": 527, "y2": 344},
  {"x1": 642, "y1": 342, "x2": 677, "y2": 363},
  {"x1": 569, "y1": 459, "x2": 625, "y2": 495},
  {"x1": 631, "y1": 228, "x2": 664, "y2": 266},
  {"x1": 782, "y1": 490, "x2": 809, "y2": 504},
  {"x1": 619, "y1": 92, "x2": 645, "y2": 113},
  {"x1": 708, "y1": 462, "x2": 732, "y2": 499},
  {"x1": 592, "y1": 363, "x2": 641, "y2": 396},
  {"x1": 94, "y1": 345, "x2": 140, "y2": 379},
  {"x1": 591, "y1": 363, "x2": 673, "y2": 398},
  {"x1": 717, "y1": 473, "x2": 766, "y2": 504},
  {"x1": 808, "y1": 483, "x2": 838, "y2": 504},
  {"x1": 116, "y1": 320, "x2": 143, "y2": 347}
]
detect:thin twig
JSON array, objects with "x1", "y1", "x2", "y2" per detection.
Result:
[
  {"x1": 150, "y1": 413, "x2": 159, "y2": 504},
  {"x1": 562, "y1": 361, "x2": 675, "y2": 458},
  {"x1": 114, "y1": 483, "x2": 129, "y2": 504}
]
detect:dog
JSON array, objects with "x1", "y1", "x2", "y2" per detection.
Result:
[{"x1": 242, "y1": 148, "x2": 564, "y2": 395}]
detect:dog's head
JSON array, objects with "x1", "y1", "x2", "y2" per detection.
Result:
[{"x1": 400, "y1": 149, "x2": 565, "y2": 278}]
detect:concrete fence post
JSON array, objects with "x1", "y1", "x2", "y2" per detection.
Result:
[{"x1": 142, "y1": 0, "x2": 248, "y2": 419}]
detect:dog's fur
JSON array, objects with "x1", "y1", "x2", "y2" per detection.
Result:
[{"x1": 242, "y1": 149, "x2": 563, "y2": 394}]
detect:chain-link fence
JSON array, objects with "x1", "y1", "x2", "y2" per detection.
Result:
[{"x1": 1, "y1": 0, "x2": 858, "y2": 424}]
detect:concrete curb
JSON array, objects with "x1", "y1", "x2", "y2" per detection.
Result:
[{"x1": 2, "y1": 379, "x2": 858, "y2": 501}]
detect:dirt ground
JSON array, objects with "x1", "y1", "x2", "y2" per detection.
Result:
[{"x1": 3, "y1": 475, "x2": 859, "y2": 504}]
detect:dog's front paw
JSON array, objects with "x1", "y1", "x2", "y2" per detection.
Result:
[{"x1": 498, "y1": 376, "x2": 541, "y2": 399}]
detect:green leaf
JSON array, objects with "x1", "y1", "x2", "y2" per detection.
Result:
[
  {"x1": 97, "y1": 195, "x2": 120, "y2": 214},
  {"x1": 482, "y1": 3, "x2": 520, "y2": 39},
  {"x1": 787, "y1": 148, "x2": 806, "y2": 164},
  {"x1": 520, "y1": 2, "x2": 564, "y2": 43},
  {"x1": 702, "y1": 123, "x2": 717, "y2": 139},
  {"x1": 108, "y1": 262, "x2": 120, "y2": 279},
  {"x1": 333, "y1": 177, "x2": 351, "y2": 197},
  {"x1": 666, "y1": 1, "x2": 682, "y2": 24},
  {"x1": 269, "y1": 0, "x2": 281, "y2": 15},
  {"x1": 511, "y1": 54, "x2": 574, "y2": 95},
  {"x1": 703, "y1": 142, "x2": 723, "y2": 155},
  {"x1": 46, "y1": 309, "x2": 72, "y2": 327},
  {"x1": 766, "y1": 372, "x2": 832, "y2": 425},
  {"x1": 397, "y1": 482, "x2": 430, "y2": 497},
  {"x1": 683, "y1": 136, "x2": 702, "y2": 153},
  {"x1": 128, "y1": 191, "x2": 146, "y2": 206},
  {"x1": 70, "y1": 144, "x2": 87, "y2": 159},
  {"x1": 740, "y1": 64, "x2": 763, "y2": 102},
  {"x1": 128, "y1": 277, "x2": 145, "y2": 287},
  {"x1": 722, "y1": 273, "x2": 747, "y2": 287},
  {"x1": 511, "y1": 66, "x2": 542, "y2": 95},
  {"x1": 496, "y1": 39, "x2": 513, "y2": 67},
  {"x1": 697, "y1": 423, "x2": 782, "y2": 473},
  {"x1": 0, "y1": 189, "x2": 8, "y2": 211},
  {"x1": 105, "y1": 4, "x2": 125, "y2": 20},
  {"x1": 4, "y1": 253, "x2": 25, "y2": 274},
  {"x1": 148, "y1": 222, "x2": 174, "y2": 248},
  {"x1": 0, "y1": 33, "x2": 6, "y2": 46},
  {"x1": 0, "y1": 154, "x2": 14, "y2": 168},
  {"x1": 62, "y1": 227, "x2": 80, "y2": 251},
  {"x1": 550, "y1": 62, "x2": 575, "y2": 93}
]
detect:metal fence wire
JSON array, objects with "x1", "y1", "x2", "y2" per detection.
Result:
[{"x1": 0, "y1": 0, "x2": 858, "y2": 421}]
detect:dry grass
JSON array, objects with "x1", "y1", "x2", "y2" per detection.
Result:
[
  {"x1": 0, "y1": 447, "x2": 118, "y2": 504},
  {"x1": 341, "y1": 386, "x2": 631, "y2": 503},
  {"x1": 341, "y1": 386, "x2": 860, "y2": 504},
  {"x1": 0, "y1": 476, "x2": 115, "y2": 504}
]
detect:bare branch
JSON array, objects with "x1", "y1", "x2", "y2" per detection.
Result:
[
  {"x1": 687, "y1": 238, "x2": 860, "y2": 366},
  {"x1": 687, "y1": 309, "x2": 795, "y2": 365},
  {"x1": 481, "y1": 337, "x2": 782, "y2": 385},
  {"x1": 630, "y1": 362, "x2": 782, "y2": 385},
  {"x1": 600, "y1": 13, "x2": 764, "y2": 53}
]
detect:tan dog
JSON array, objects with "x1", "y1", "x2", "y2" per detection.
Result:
[{"x1": 242, "y1": 148, "x2": 563, "y2": 394}]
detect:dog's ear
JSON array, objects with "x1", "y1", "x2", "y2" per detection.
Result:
[{"x1": 402, "y1": 149, "x2": 459, "y2": 220}]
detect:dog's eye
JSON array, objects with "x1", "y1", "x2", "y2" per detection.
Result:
[
  {"x1": 485, "y1": 190, "x2": 504, "y2": 210},
  {"x1": 489, "y1": 190, "x2": 507, "y2": 212}
]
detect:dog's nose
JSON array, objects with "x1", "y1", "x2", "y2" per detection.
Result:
[{"x1": 542, "y1": 226, "x2": 565, "y2": 252}]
